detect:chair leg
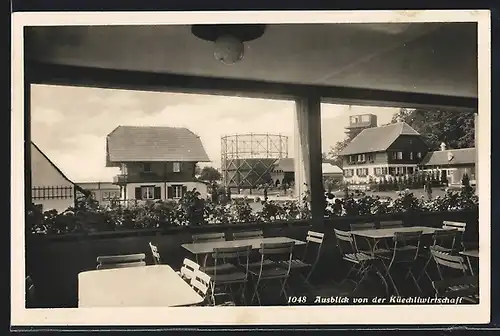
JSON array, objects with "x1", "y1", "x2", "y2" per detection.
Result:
[
  {"x1": 417, "y1": 255, "x2": 432, "y2": 282},
  {"x1": 382, "y1": 260, "x2": 399, "y2": 296},
  {"x1": 251, "y1": 280, "x2": 262, "y2": 305},
  {"x1": 280, "y1": 278, "x2": 289, "y2": 301}
]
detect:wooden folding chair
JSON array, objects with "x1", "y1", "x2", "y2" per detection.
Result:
[
  {"x1": 432, "y1": 275, "x2": 479, "y2": 303},
  {"x1": 376, "y1": 230, "x2": 423, "y2": 296},
  {"x1": 279, "y1": 231, "x2": 324, "y2": 291},
  {"x1": 232, "y1": 230, "x2": 264, "y2": 240},
  {"x1": 249, "y1": 241, "x2": 295, "y2": 305},
  {"x1": 96, "y1": 253, "x2": 146, "y2": 270}
]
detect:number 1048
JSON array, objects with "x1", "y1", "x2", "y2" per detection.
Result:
[{"x1": 288, "y1": 296, "x2": 307, "y2": 304}]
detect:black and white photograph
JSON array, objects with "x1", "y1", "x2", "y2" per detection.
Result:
[{"x1": 12, "y1": 10, "x2": 490, "y2": 326}]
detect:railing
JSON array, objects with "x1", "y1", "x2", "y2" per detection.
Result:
[{"x1": 32, "y1": 186, "x2": 73, "y2": 200}]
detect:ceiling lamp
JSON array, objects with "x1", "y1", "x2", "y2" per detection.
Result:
[{"x1": 191, "y1": 24, "x2": 267, "y2": 65}]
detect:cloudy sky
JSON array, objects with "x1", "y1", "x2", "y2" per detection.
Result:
[{"x1": 31, "y1": 84, "x2": 398, "y2": 182}]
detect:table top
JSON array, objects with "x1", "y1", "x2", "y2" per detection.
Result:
[
  {"x1": 181, "y1": 236, "x2": 306, "y2": 255},
  {"x1": 78, "y1": 265, "x2": 203, "y2": 308},
  {"x1": 460, "y1": 249, "x2": 480, "y2": 258},
  {"x1": 350, "y1": 226, "x2": 453, "y2": 240}
]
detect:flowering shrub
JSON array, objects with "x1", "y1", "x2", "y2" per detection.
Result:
[{"x1": 28, "y1": 187, "x2": 478, "y2": 235}]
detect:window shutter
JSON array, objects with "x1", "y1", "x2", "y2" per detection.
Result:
[
  {"x1": 154, "y1": 187, "x2": 161, "y2": 200},
  {"x1": 135, "y1": 187, "x2": 142, "y2": 200},
  {"x1": 182, "y1": 186, "x2": 187, "y2": 197},
  {"x1": 167, "y1": 186, "x2": 173, "y2": 199}
]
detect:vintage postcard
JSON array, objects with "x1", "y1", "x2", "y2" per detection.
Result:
[{"x1": 11, "y1": 10, "x2": 490, "y2": 327}]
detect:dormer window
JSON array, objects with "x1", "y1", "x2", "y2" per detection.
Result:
[{"x1": 173, "y1": 162, "x2": 181, "y2": 173}]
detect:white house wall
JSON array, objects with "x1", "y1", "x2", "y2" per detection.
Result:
[
  {"x1": 123, "y1": 181, "x2": 208, "y2": 202},
  {"x1": 31, "y1": 143, "x2": 75, "y2": 213}
]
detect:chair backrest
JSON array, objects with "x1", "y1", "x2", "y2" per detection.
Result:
[
  {"x1": 212, "y1": 245, "x2": 252, "y2": 277},
  {"x1": 192, "y1": 232, "x2": 226, "y2": 243},
  {"x1": 334, "y1": 229, "x2": 356, "y2": 256},
  {"x1": 149, "y1": 242, "x2": 161, "y2": 264},
  {"x1": 390, "y1": 231, "x2": 423, "y2": 262},
  {"x1": 430, "y1": 248, "x2": 468, "y2": 275},
  {"x1": 303, "y1": 231, "x2": 325, "y2": 263},
  {"x1": 96, "y1": 261, "x2": 146, "y2": 270},
  {"x1": 232, "y1": 230, "x2": 264, "y2": 240},
  {"x1": 350, "y1": 223, "x2": 376, "y2": 231},
  {"x1": 191, "y1": 270, "x2": 212, "y2": 299},
  {"x1": 258, "y1": 241, "x2": 295, "y2": 276},
  {"x1": 380, "y1": 220, "x2": 404, "y2": 229},
  {"x1": 442, "y1": 221, "x2": 467, "y2": 232},
  {"x1": 432, "y1": 229, "x2": 459, "y2": 250},
  {"x1": 96, "y1": 253, "x2": 146, "y2": 270},
  {"x1": 432, "y1": 275, "x2": 478, "y2": 298},
  {"x1": 180, "y1": 258, "x2": 200, "y2": 281}
]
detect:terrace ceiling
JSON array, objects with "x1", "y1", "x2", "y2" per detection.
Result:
[{"x1": 26, "y1": 22, "x2": 478, "y2": 102}]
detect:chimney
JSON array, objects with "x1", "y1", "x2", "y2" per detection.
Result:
[{"x1": 440, "y1": 142, "x2": 447, "y2": 151}]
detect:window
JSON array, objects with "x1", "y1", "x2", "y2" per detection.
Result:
[
  {"x1": 173, "y1": 162, "x2": 181, "y2": 173},
  {"x1": 407, "y1": 167, "x2": 414, "y2": 175},
  {"x1": 410, "y1": 152, "x2": 414, "y2": 160},
  {"x1": 389, "y1": 167, "x2": 396, "y2": 176},
  {"x1": 173, "y1": 185, "x2": 183, "y2": 198},
  {"x1": 374, "y1": 167, "x2": 382, "y2": 175},
  {"x1": 367, "y1": 154, "x2": 374, "y2": 162},
  {"x1": 356, "y1": 168, "x2": 368, "y2": 177},
  {"x1": 348, "y1": 156, "x2": 354, "y2": 163},
  {"x1": 391, "y1": 152, "x2": 397, "y2": 160},
  {"x1": 417, "y1": 152, "x2": 422, "y2": 159},
  {"x1": 344, "y1": 169, "x2": 354, "y2": 177},
  {"x1": 168, "y1": 184, "x2": 185, "y2": 199},
  {"x1": 382, "y1": 167, "x2": 388, "y2": 175},
  {"x1": 142, "y1": 186, "x2": 155, "y2": 200},
  {"x1": 142, "y1": 163, "x2": 152, "y2": 172},
  {"x1": 397, "y1": 152, "x2": 403, "y2": 160},
  {"x1": 357, "y1": 154, "x2": 366, "y2": 162}
]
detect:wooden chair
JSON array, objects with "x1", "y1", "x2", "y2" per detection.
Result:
[
  {"x1": 350, "y1": 223, "x2": 376, "y2": 231},
  {"x1": 209, "y1": 245, "x2": 252, "y2": 305},
  {"x1": 379, "y1": 220, "x2": 404, "y2": 229},
  {"x1": 279, "y1": 231, "x2": 324, "y2": 291},
  {"x1": 249, "y1": 241, "x2": 295, "y2": 305},
  {"x1": 442, "y1": 221, "x2": 467, "y2": 251},
  {"x1": 333, "y1": 229, "x2": 381, "y2": 292},
  {"x1": 432, "y1": 275, "x2": 479, "y2": 304},
  {"x1": 190, "y1": 270, "x2": 236, "y2": 306},
  {"x1": 430, "y1": 247, "x2": 469, "y2": 280},
  {"x1": 96, "y1": 253, "x2": 146, "y2": 270},
  {"x1": 178, "y1": 258, "x2": 201, "y2": 283},
  {"x1": 149, "y1": 242, "x2": 161, "y2": 264},
  {"x1": 417, "y1": 229, "x2": 460, "y2": 283},
  {"x1": 376, "y1": 231, "x2": 423, "y2": 296},
  {"x1": 192, "y1": 232, "x2": 226, "y2": 243},
  {"x1": 349, "y1": 223, "x2": 377, "y2": 254},
  {"x1": 232, "y1": 230, "x2": 264, "y2": 240},
  {"x1": 192, "y1": 233, "x2": 226, "y2": 265}
]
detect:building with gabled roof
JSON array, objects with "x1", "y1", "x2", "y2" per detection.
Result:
[
  {"x1": 339, "y1": 122, "x2": 430, "y2": 184},
  {"x1": 419, "y1": 147, "x2": 476, "y2": 186},
  {"x1": 31, "y1": 142, "x2": 86, "y2": 212},
  {"x1": 106, "y1": 126, "x2": 211, "y2": 202}
]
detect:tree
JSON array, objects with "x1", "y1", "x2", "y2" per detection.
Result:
[
  {"x1": 389, "y1": 108, "x2": 476, "y2": 150},
  {"x1": 199, "y1": 166, "x2": 221, "y2": 182}
]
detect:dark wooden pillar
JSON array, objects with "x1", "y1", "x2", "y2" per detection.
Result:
[{"x1": 294, "y1": 95, "x2": 324, "y2": 230}]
